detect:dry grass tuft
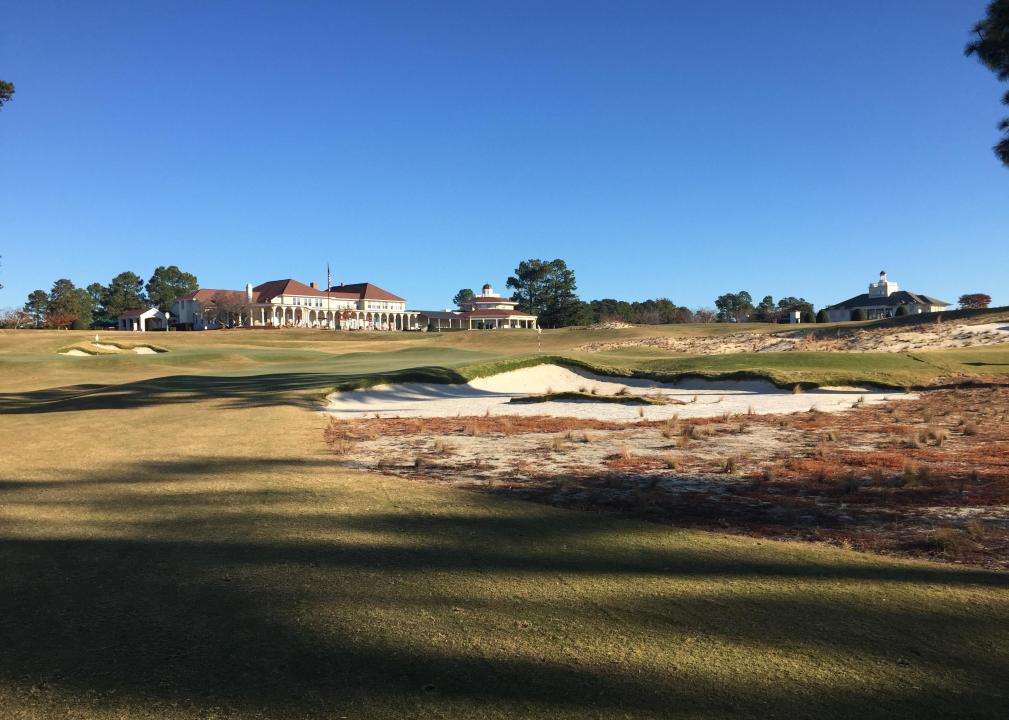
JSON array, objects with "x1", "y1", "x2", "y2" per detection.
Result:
[{"x1": 433, "y1": 438, "x2": 456, "y2": 456}]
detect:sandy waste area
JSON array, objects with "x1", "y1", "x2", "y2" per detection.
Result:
[
  {"x1": 578, "y1": 321, "x2": 1009, "y2": 355},
  {"x1": 324, "y1": 380, "x2": 1009, "y2": 569},
  {"x1": 326, "y1": 364, "x2": 912, "y2": 421}
]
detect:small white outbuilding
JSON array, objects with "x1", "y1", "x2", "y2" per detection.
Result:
[{"x1": 118, "y1": 308, "x2": 167, "y2": 332}]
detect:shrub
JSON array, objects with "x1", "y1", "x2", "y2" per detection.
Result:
[
  {"x1": 895, "y1": 304, "x2": 909, "y2": 317},
  {"x1": 816, "y1": 309, "x2": 829, "y2": 323},
  {"x1": 965, "y1": 518, "x2": 987, "y2": 542},
  {"x1": 851, "y1": 309, "x2": 867, "y2": 322},
  {"x1": 931, "y1": 527, "x2": 975, "y2": 556},
  {"x1": 661, "y1": 453, "x2": 677, "y2": 469}
]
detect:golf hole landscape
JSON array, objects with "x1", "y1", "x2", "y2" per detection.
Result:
[
  {"x1": 4, "y1": 3, "x2": 1009, "y2": 715},
  {"x1": 3, "y1": 321, "x2": 1008, "y2": 719}
]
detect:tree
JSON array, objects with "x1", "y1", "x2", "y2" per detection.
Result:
[
  {"x1": 753, "y1": 295, "x2": 777, "y2": 322},
  {"x1": 0, "y1": 308, "x2": 32, "y2": 329},
  {"x1": 199, "y1": 294, "x2": 247, "y2": 329},
  {"x1": 146, "y1": 265, "x2": 198, "y2": 312},
  {"x1": 776, "y1": 296, "x2": 814, "y2": 319},
  {"x1": 714, "y1": 291, "x2": 753, "y2": 322},
  {"x1": 0, "y1": 80, "x2": 13, "y2": 110},
  {"x1": 24, "y1": 290, "x2": 48, "y2": 327},
  {"x1": 959, "y1": 293, "x2": 993, "y2": 309},
  {"x1": 966, "y1": 0, "x2": 1009, "y2": 166},
  {"x1": 816, "y1": 309, "x2": 829, "y2": 323},
  {"x1": 101, "y1": 271, "x2": 147, "y2": 319},
  {"x1": 507, "y1": 258, "x2": 583, "y2": 328},
  {"x1": 46, "y1": 279, "x2": 94, "y2": 328},
  {"x1": 452, "y1": 288, "x2": 475, "y2": 308},
  {"x1": 693, "y1": 308, "x2": 717, "y2": 323}
]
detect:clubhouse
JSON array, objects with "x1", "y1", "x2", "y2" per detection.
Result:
[
  {"x1": 171, "y1": 278, "x2": 422, "y2": 331},
  {"x1": 824, "y1": 272, "x2": 950, "y2": 322}
]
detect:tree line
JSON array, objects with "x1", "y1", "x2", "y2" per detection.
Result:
[
  {"x1": 453, "y1": 258, "x2": 702, "y2": 328},
  {"x1": 10, "y1": 266, "x2": 198, "y2": 329},
  {"x1": 460, "y1": 260, "x2": 996, "y2": 328}
]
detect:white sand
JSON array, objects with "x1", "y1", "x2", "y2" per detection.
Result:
[
  {"x1": 326, "y1": 364, "x2": 913, "y2": 421},
  {"x1": 59, "y1": 343, "x2": 159, "y2": 356},
  {"x1": 955, "y1": 322, "x2": 1009, "y2": 336}
]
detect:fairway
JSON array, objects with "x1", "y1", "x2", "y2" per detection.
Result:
[{"x1": 2, "y1": 328, "x2": 1008, "y2": 719}]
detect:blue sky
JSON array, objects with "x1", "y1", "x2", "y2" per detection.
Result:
[{"x1": 1, "y1": 0, "x2": 1006, "y2": 311}]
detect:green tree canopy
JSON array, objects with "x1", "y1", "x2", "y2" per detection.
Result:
[
  {"x1": 753, "y1": 295, "x2": 777, "y2": 322},
  {"x1": 24, "y1": 290, "x2": 49, "y2": 327},
  {"x1": 146, "y1": 265, "x2": 198, "y2": 312},
  {"x1": 46, "y1": 279, "x2": 94, "y2": 328},
  {"x1": 966, "y1": 0, "x2": 1009, "y2": 166},
  {"x1": 452, "y1": 288, "x2": 475, "y2": 307},
  {"x1": 776, "y1": 296, "x2": 814, "y2": 317},
  {"x1": 100, "y1": 271, "x2": 147, "y2": 318},
  {"x1": 714, "y1": 291, "x2": 754, "y2": 322},
  {"x1": 506, "y1": 258, "x2": 583, "y2": 328},
  {"x1": 0, "y1": 80, "x2": 14, "y2": 110}
]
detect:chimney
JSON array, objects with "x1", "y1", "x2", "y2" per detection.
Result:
[
  {"x1": 310, "y1": 281, "x2": 318, "y2": 290},
  {"x1": 245, "y1": 283, "x2": 253, "y2": 302}
]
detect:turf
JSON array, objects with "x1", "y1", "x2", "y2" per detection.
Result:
[{"x1": 2, "y1": 328, "x2": 1008, "y2": 719}]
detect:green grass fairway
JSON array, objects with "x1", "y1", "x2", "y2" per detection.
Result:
[{"x1": 2, "y1": 329, "x2": 1008, "y2": 719}]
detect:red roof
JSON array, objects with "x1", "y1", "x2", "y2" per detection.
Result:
[
  {"x1": 254, "y1": 279, "x2": 337, "y2": 301},
  {"x1": 461, "y1": 308, "x2": 536, "y2": 317},
  {"x1": 328, "y1": 282, "x2": 405, "y2": 302},
  {"x1": 177, "y1": 279, "x2": 405, "y2": 304},
  {"x1": 177, "y1": 289, "x2": 249, "y2": 304},
  {"x1": 119, "y1": 307, "x2": 158, "y2": 318}
]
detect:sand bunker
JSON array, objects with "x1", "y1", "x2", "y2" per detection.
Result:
[
  {"x1": 59, "y1": 342, "x2": 163, "y2": 356},
  {"x1": 326, "y1": 364, "x2": 912, "y2": 420}
]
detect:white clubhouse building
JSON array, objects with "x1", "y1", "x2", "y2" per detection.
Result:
[
  {"x1": 824, "y1": 272, "x2": 950, "y2": 322},
  {"x1": 417, "y1": 284, "x2": 539, "y2": 330},
  {"x1": 171, "y1": 278, "x2": 422, "y2": 330}
]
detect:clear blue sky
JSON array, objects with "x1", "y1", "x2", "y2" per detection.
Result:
[{"x1": 2, "y1": 0, "x2": 1006, "y2": 311}]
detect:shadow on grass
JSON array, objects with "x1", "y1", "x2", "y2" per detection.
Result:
[
  {"x1": 0, "y1": 366, "x2": 469, "y2": 414},
  {"x1": 2, "y1": 457, "x2": 1009, "y2": 718}
]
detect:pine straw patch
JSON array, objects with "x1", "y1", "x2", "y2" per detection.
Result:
[
  {"x1": 323, "y1": 414, "x2": 631, "y2": 440},
  {"x1": 324, "y1": 384, "x2": 1009, "y2": 569}
]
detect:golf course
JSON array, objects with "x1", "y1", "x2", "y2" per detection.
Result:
[{"x1": 2, "y1": 325, "x2": 1008, "y2": 719}]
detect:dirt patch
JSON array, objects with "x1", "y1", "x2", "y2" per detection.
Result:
[{"x1": 323, "y1": 384, "x2": 1009, "y2": 570}]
